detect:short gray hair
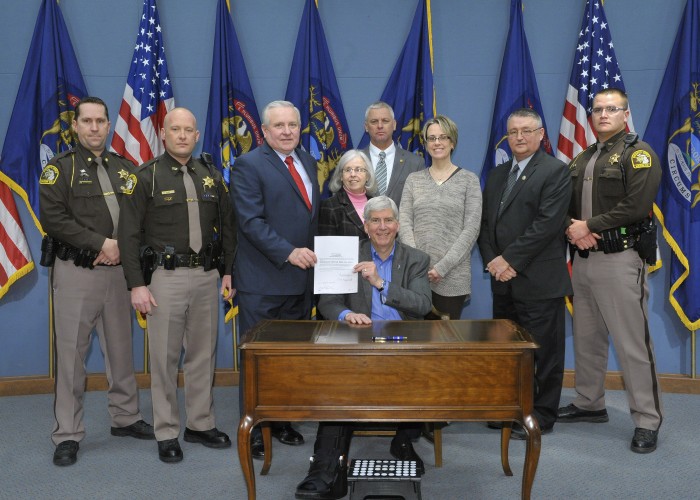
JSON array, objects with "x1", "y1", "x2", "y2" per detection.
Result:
[
  {"x1": 262, "y1": 100, "x2": 301, "y2": 126},
  {"x1": 507, "y1": 108, "x2": 542, "y2": 128},
  {"x1": 328, "y1": 150, "x2": 378, "y2": 195},
  {"x1": 363, "y1": 195, "x2": 398, "y2": 221},
  {"x1": 364, "y1": 101, "x2": 395, "y2": 122}
]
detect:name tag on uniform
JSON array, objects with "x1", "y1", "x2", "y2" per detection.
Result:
[{"x1": 161, "y1": 190, "x2": 175, "y2": 195}]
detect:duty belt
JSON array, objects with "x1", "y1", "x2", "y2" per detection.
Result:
[{"x1": 157, "y1": 252, "x2": 204, "y2": 268}]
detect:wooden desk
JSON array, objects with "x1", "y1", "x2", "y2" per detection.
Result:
[{"x1": 238, "y1": 319, "x2": 540, "y2": 500}]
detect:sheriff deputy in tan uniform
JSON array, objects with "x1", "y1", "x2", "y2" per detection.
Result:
[
  {"x1": 39, "y1": 96, "x2": 154, "y2": 468},
  {"x1": 558, "y1": 88, "x2": 663, "y2": 453},
  {"x1": 118, "y1": 107, "x2": 236, "y2": 463}
]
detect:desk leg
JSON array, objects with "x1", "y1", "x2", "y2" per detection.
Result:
[
  {"x1": 500, "y1": 422, "x2": 513, "y2": 476},
  {"x1": 261, "y1": 422, "x2": 272, "y2": 475},
  {"x1": 521, "y1": 415, "x2": 541, "y2": 500},
  {"x1": 238, "y1": 416, "x2": 256, "y2": 500}
]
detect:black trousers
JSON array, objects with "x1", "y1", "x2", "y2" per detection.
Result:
[{"x1": 493, "y1": 293, "x2": 566, "y2": 429}]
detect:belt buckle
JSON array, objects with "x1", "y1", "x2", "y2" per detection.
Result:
[{"x1": 188, "y1": 254, "x2": 199, "y2": 267}]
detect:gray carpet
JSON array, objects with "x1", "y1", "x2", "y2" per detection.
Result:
[{"x1": 1, "y1": 387, "x2": 697, "y2": 499}]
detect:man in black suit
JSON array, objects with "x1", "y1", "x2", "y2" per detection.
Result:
[
  {"x1": 295, "y1": 196, "x2": 432, "y2": 500},
  {"x1": 361, "y1": 102, "x2": 424, "y2": 206},
  {"x1": 478, "y1": 108, "x2": 572, "y2": 438},
  {"x1": 231, "y1": 100, "x2": 319, "y2": 458}
]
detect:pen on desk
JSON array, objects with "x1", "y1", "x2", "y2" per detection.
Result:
[{"x1": 371, "y1": 336, "x2": 407, "y2": 342}]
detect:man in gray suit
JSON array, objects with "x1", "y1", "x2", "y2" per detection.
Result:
[
  {"x1": 361, "y1": 102, "x2": 424, "y2": 206},
  {"x1": 295, "y1": 196, "x2": 431, "y2": 500},
  {"x1": 478, "y1": 108, "x2": 572, "y2": 439}
]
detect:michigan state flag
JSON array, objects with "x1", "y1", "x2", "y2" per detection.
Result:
[
  {"x1": 0, "y1": 0, "x2": 87, "y2": 232},
  {"x1": 357, "y1": 0, "x2": 435, "y2": 160},
  {"x1": 481, "y1": 0, "x2": 550, "y2": 187},
  {"x1": 285, "y1": 0, "x2": 352, "y2": 198},
  {"x1": 646, "y1": 0, "x2": 700, "y2": 330},
  {"x1": 203, "y1": 0, "x2": 263, "y2": 185}
]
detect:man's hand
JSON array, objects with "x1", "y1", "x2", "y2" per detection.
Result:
[
  {"x1": 344, "y1": 312, "x2": 372, "y2": 325},
  {"x1": 567, "y1": 220, "x2": 600, "y2": 250},
  {"x1": 486, "y1": 256, "x2": 517, "y2": 281},
  {"x1": 220, "y1": 274, "x2": 235, "y2": 300},
  {"x1": 287, "y1": 247, "x2": 317, "y2": 269},
  {"x1": 354, "y1": 261, "x2": 383, "y2": 289},
  {"x1": 131, "y1": 286, "x2": 158, "y2": 315},
  {"x1": 428, "y1": 268, "x2": 442, "y2": 284},
  {"x1": 94, "y1": 238, "x2": 120, "y2": 266}
]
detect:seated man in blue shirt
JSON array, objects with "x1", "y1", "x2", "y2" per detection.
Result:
[{"x1": 296, "y1": 196, "x2": 432, "y2": 500}]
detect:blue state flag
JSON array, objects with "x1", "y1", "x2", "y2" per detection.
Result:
[
  {"x1": 0, "y1": 0, "x2": 87, "y2": 232},
  {"x1": 203, "y1": 0, "x2": 263, "y2": 185},
  {"x1": 480, "y1": 0, "x2": 550, "y2": 188},
  {"x1": 646, "y1": 0, "x2": 700, "y2": 330},
  {"x1": 357, "y1": 0, "x2": 435, "y2": 161},
  {"x1": 285, "y1": 0, "x2": 353, "y2": 198}
]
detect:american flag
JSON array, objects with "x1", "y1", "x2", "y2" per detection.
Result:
[
  {"x1": 556, "y1": 0, "x2": 634, "y2": 163},
  {"x1": 0, "y1": 173, "x2": 33, "y2": 299},
  {"x1": 111, "y1": 0, "x2": 174, "y2": 165}
]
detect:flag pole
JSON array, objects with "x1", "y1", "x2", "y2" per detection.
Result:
[{"x1": 692, "y1": 329, "x2": 696, "y2": 379}]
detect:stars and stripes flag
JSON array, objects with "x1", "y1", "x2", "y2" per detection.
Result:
[
  {"x1": 556, "y1": 0, "x2": 634, "y2": 163},
  {"x1": 0, "y1": 173, "x2": 33, "y2": 300},
  {"x1": 111, "y1": 0, "x2": 175, "y2": 165}
]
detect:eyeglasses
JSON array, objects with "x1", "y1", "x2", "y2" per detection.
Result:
[
  {"x1": 368, "y1": 217, "x2": 397, "y2": 226},
  {"x1": 507, "y1": 127, "x2": 542, "y2": 138},
  {"x1": 426, "y1": 134, "x2": 451, "y2": 143},
  {"x1": 591, "y1": 106, "x2": 627, "y2": 115},
  {"x1": 342, "y1": 167, "x2": 367, "y2": 174}
]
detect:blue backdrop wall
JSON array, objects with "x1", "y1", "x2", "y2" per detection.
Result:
[{"x1": 0, "y1": 0, "x2": 694, "y2": 379}]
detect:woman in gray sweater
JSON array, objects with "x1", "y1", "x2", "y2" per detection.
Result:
[{"x1": 399, "y1": 115, "x2": 482, "y2": 319}]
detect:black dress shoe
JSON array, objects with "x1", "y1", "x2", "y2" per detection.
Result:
[
  {"x1": 272, "y1": 422, "x2": 304, "y2": 446},
  {"x1": 557, "y1": 403, "x2": 609, "y2": 423},
  {"x1": 158, "y1": 438, "x2": 183, "y2": 463},
  {"x1": 53, "y1": 440, "x2": 79, "y2": 466},
  {"x1": 251, "y1": 432, "x2": 265, "y2": 460},
  {"x1": 111, "y1": 419, "x2": 156, "y2": 440},
  {"x1": 295, "y1": 452, "x2": 347, "y2": 500},
  {"x1": 390, "y1": 437, "x2": 424, "y2": 475},
  {"x1": 631, "y1": 427, "x2": 658, "y2": 453},
  {"x1": 184, "y1": 427, "x2": 231, "y2": 449},
  {"x1": 510, "y1": 422, "x2": 553, "y2": 440}
]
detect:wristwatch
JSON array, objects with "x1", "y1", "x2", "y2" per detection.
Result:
[{"x1": 376, "y1": 279, "x2": 385, "y2": 292}]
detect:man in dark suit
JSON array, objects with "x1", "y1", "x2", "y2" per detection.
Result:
[
  {"x1": 296, "y1": 195, "x2": 432, "y2": 500},
  {"x1": 361, "y1": 102, "x2": 424, "y2": 206},
  {"x1": 230, "y1": 100, "x2": 319, "y2": 458},
  {"x1": 478, "y1": 108, "x2": 572, "y2": 438}
]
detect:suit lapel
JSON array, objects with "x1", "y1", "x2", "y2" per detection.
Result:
[
  {"x1": 500, "y1": 150, "x2": 541, "y2": 216},
  {"x1": 263, "y1": 142, "x2": 316, "y2": 215},
  {"x1": 339, "y1": 190, "x2": 364, "y2": 232},
  {"x1": 386, "y1": 147, "x2": 406, "y2": 194}
]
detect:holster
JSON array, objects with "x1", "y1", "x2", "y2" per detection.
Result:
[
  {"x1": 630, "y1": 218, "x2": 658, "y2": 265},
  {"x1": 203, "y1": 241, "x2": 224, "y2": 276},
  {"x1": 40, "y1": 235, "x2": 57, "y2": 267},
  {"x1": 139, "y1": 245, "x2": 158, "y2": 285}
]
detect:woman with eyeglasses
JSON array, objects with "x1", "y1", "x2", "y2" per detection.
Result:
[
  {"x1": 318, "y1": 149, "x2": 378, "y2": 239},
  {"x1": 399, "y1": 115, "x2": 482, "y2": 319}
]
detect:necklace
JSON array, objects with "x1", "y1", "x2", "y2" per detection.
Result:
[{"x1": 430, "y1": 165, "x2": 456, "y2": 185}]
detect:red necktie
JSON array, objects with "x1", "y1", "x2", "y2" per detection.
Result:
[{"x1": 285, "y1": 156, "x2": 311, "y2": 211}]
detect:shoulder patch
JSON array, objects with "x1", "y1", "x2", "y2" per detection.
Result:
[
  {"x1": 631, "y1": 150, "x2": 652, "y2": 169},
  {"x1": 121, "y1": 174, "x2": 138, "y2": 195},
  {"x1": 39, "y1": 165, "x2": 59, "y2": 185}
]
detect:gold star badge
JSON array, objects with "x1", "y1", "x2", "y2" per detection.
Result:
[
  {"x1": 609, "y1": 153, "x2": 621, "y2": 165},
  {"x1": 118, "y1": 169, "x2": 129, "y2": 180},
  {"x1": 202, "y1": 176, "x2": 215, "y2": 189}
]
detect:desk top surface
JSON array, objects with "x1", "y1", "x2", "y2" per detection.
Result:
[{"x1": 241, "y1": 319, "x2": 537, "y2": 350}]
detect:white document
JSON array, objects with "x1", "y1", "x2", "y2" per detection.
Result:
[{"x1": 314, "y1": 236, "x2": 359, "y2": 294}]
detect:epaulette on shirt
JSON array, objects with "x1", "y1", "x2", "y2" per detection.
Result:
[
  {"x1": 51, "y1": 148, "x2": 77, "y2": 163},
  {"x1": 569, "y1": 144, "x2": 595, "y2": 171}
]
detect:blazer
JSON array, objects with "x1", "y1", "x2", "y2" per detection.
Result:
[
  {"x1": 318, "y1": 189, "x2": 369, "y2": 240},
  {"x1": 231, "y1": 141, "x2": 319, "y2": 295},
  {"x1": 478, "y1": 148, "x2": 573, "y2": 300},
  {"x1": 361, "y1": 145, "x2": 424, "y2": 207},
  {"x1": 318, "y1": 240, "x2": 432, "y2": 320}
]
